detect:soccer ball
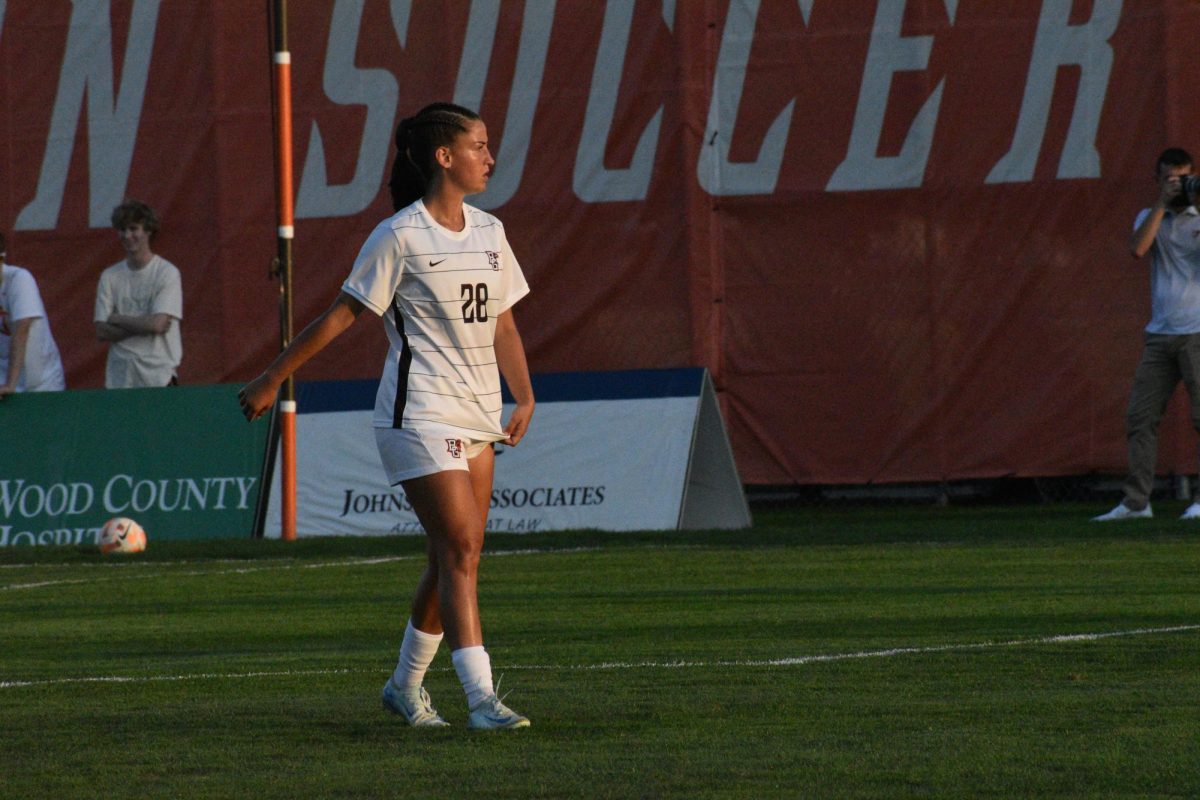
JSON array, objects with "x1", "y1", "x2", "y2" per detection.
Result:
[{"x1": 98, "y1": 517, "x2": 147, "y2": 554}]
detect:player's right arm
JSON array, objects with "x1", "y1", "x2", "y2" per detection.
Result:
[
  {"x1": 238, "y1": 291, "x2": 365, "y2": 421},
  {"x1": 1131, "y1": 202, "x2": 1167, "y2": 259},
  {"x1": 1131, "y1": 175, "x2": 1183, "y2": 258}
]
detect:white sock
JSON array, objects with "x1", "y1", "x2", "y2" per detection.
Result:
[
  {"x1": 451, "y1": 645, "x2": 494, "y2": 709},
  {"x1": 391, "y1": 620, "x2": 443, "y2": 691}
]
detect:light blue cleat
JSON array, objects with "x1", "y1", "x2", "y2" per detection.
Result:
[
  {"x1": 467, "y1": 693, "x2": 530, "y2": 731},
  {"x1": 381, "y1": 680, "x2": 449, "y2": 728}
]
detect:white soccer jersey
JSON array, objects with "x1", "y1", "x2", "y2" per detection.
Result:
[{"x1": 342, "y1": 200, "x2": 530, "y2": 439}]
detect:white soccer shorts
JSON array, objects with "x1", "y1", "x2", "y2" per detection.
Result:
[{"x1": 374, "y1": 427, "x2": 493, "y2": 484}]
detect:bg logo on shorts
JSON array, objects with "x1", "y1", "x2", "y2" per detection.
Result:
[{"x1": 446, "y1": 438, "x2": 464, "y2": 458}]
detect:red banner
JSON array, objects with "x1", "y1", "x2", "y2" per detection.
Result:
[{"x1": 3, "y1": 0, "x2": 1198, "y2": 485}]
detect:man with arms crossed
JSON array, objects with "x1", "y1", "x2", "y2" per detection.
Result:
[{"x1": 94, "y1": 200, "x2": 183, "y2": 388}]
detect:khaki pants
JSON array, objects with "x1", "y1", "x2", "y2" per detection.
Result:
[{"x1": 1122, "y1": 332, "x2": 1200, "y2": 509}]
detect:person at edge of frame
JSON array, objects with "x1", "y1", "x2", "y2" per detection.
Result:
[
  {"x1": 1095, "y1": 147, "x2": 1200, "y2": 522},
  {"x1": 0, "y1": 231, "x2": 66, "y2": 397}
]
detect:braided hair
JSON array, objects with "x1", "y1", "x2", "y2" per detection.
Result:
[{"x1": 388, "y1": 103, "x2": 482, "y2": 212}]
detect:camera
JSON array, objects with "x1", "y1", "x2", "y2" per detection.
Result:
[{"x1": 1182, "y1": 175, "x2": 1200, "y2": 203}]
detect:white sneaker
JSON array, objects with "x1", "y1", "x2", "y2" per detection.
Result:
[
  {"x1": 1091, "y1": 502, "x2": 1152, "y2": 522},
  {"x1": 1180, "y1": 503, "x2": 1200, "y2": 520},
  {"x1": 467, "y1": 693, "x2": 530, "y2": 730},
  {"x1": 381, "y1": 680, "x2": 449, "y2": 727}
]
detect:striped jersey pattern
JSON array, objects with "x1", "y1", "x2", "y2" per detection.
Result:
[{"x1": 341, "y1": 200, "x2": 530, "y2": 439}]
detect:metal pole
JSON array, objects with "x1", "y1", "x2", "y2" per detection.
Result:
[{"x1": 271, "y1": 0, "x2": 297, "y2": 541}]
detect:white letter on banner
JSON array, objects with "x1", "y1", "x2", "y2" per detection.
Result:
[
  {"x1": 826, "y1": 0, "x2": 954, "y2": 191},
  {"x1": 235, "y1": 477, "x2": 257, "y2": 510},
  {"x1": 69, "y1": 483, "x2": 94, "y2": 514},
  {"x1": 389, "y1": 0, "x2": 412, "y2": 46},
  {"x1": 295, "y1": 0, "x2": 402, "y2": 219},
  {"x1": 573, "y1": 0, "x2": 675, "y2": 202},
  {"x1": 697, "y1": 0, "x2": 812, "y2": 196},
  {"x1": 454, "y1": 0, "x2": 555, "y2": 210},
  {"x1": 987, "y1": 0, "x2": 1121, "y2": 183},
  {"x1": 103, "y1": 474, "x2": 132, "y2": 513},
  {"x1": 0, "y1": 479, "x2": 23, "y2": 518},
  {"x1": 15, "y1": 0, "x2": 161, "y2": 230}
]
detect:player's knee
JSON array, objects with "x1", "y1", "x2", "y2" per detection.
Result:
[{"x1": 437, "y1": 525, "x2": 484, "y2": 571}]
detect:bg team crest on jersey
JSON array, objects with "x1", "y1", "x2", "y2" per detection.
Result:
[
  {"x1": 486, "y1": 251, "x2": 499, "y2": 270},
  {"x1": 446, "y1": 438, "x2": 464, "y2": 458}
]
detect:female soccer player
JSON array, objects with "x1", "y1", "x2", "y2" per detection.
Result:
[{"x1": 238, "y1": 103, "x2": 535, "y2": 730}]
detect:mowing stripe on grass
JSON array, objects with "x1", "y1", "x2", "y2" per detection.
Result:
[
  {"x1": 2, "y1": 623, "x2": 1196, "y2": 690},
  {"x1": 0, "y1": 548, "x2": 603, "y2": 592}
]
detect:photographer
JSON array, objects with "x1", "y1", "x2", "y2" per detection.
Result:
[{"x1": 1095, "y1": 147, "x2": 1200, "y2": 521}]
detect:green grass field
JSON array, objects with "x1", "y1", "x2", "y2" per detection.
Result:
[{"x1": 2, "y1": 505, "x2": 1198, "y2": 799}]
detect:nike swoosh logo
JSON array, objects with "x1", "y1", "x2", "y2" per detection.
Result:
[{"x1": 430, "y1": 259, "x2": 445, "y2": 267}]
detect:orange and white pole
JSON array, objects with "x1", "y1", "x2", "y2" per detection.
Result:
[{"x1": 272, "y1": 0, "x2": 296, "y2": 541}]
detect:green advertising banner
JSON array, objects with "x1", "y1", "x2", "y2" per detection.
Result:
[{"x1": 0, "y1": 385, "x2": 269, "y2": 546}]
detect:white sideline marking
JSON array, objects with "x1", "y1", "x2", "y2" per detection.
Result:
[
  {"x1": 516, "y1": 623, "x2": 1200, "y2": 670},
  {"x1": 0, "y1": 548, "x2": 601, "y2": 592},
  {"x1": 0, "y1": 669, "x2": 357, "y2": 689},
  {"x1": 0, "y1": 557, "x2": 422, "y2": 591},
  {"x1": 1, "y1": 624, "x2": 1196, "y2": 690}
]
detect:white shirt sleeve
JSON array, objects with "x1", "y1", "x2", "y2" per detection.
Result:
[
  {"x1": 151, "y1": 261, "x2": 184, "y2": 320},
  {"x1": 1133, "y1": 208, "x2": 1151, "y2": 232},
  {"x1": 94, "y1": 270, "x2": 114, "y2": 323},
  {"x1": 497, "y1": 229, "x2": 530, "y2": 315},
  {"x1": 342, "y1": 224, "x2": 404, "y2": 316},
  {"x1": 7, "y1": 269, "x2": 47, "y2": 323}
]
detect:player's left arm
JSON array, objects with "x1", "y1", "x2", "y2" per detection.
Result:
[
  {"x1": 494, "y1": 309, "x2": 534, "y2": 446},
  {"x1": 0, "y1": 317, "x2": 33, "y2": 397}
]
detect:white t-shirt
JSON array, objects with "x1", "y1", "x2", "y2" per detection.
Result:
[
  {"x1": 94, "y1": 255, "x2": 183, "y2": 388},
  {"x1": 0, "y1": 264, "x2": 65, "y2": 392},
  {"x1": 341, "y1": 200, "x2": 530, "y2": 439}
]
